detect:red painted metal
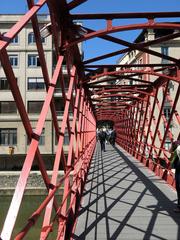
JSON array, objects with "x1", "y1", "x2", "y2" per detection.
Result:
[
  {"x1": 88, "y1": 69, "x2": 179, "y2": 83},
  {"x1": 82, "y1": 27, "x2": 180, "y2": 65},
  {"x1": 68, "y1": 0, "x2": 88, "y2": 10},
  {"x1": 71, "y1": 12, "x2": 180, "y2": 19},
  {"x1": 0, "y1": 1, "x2": 180, "y2": 239}
]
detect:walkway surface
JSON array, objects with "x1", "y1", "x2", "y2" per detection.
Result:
[{"x1": 73, "y1": 144, "x2": 180, "y2": 240}]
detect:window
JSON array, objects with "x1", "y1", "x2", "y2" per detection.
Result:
[
  {"x1": 28, "y1": 77, "x2": 45, "y2": 90},
  {"x1": 129, "y1": 80, "x2": 133, "y2": 85},
  {"x1": 55, "y1": 99, "x2": 64, "y2": 116},
  {"x1": 28, "y1": 32, "x2": 45, "y2": 44},
  {"x1": 28, "y1": 101, "x2": 43, "y2": 114},
  {"x1": 163, "y1": 106, "x2": 171, "y2": 121},
  {"x1": 64, "y1": 131, "x2": 70, "y2": 145},
  {"x1": 168, "y1": 81, "x2": 174, "y2": 93},
  {"x1": 0, "y1": 78, "x2": 10, "y2": 90},
  {"x1": 0, "y1": 128, "x2": 17, "y2": 146},
  {"x1": 139, "y1": 58, "x2": 143, "y2": 69},
  {"x1": 55, "y1": 129, "x2": 69, "y2": 145},
  {"x1": 28, "y1": 32, "x2": 35, "y2": 44},
  {"x1": 0, "y1": 101, "x2": 17, "y2": 114},
  {"x1": 164, "y1": 140, "x2": 171, "y2": 151},
  {"x1": 161, "y1": 46, "x2": 169, "y2": 63},
  {"x1": 28, "y1": 54, "x2": 40, "y2": 67},
  {"x1": 9, "y1": 55, "x2": 18, "y2": 67},
  {"x1": 39, "y1": 128, "x2": 45, "y2": 145},
  {"x1": 11, "y1": 35, "x2": 19, "y2": 44},
  {"x1": 27, "y1": 128, "x2": 45, "y2": 145},
  {"x1": 161, "y1": 46, "x2": 169, "y2": 56},
  {"x1": 0, "y1": 78, "x2": 17, "y2": 90}
]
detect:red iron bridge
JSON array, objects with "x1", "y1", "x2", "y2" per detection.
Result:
[{"x1": 0, "y1": 0, "x2": 180, "y2": 239}]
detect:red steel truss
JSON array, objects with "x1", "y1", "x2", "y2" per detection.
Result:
[{"x1": 0, "y1": 0, "x2": 180, "y2": 239}]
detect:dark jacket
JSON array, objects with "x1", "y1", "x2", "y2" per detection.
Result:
[
  {"x1": 98, "y1": 131, "x2": 106, "y2": 141},
  {"x1": 111, "y1": 130, "x2": 116, "y2": 139}
]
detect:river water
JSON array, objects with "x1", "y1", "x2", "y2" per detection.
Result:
[{"x1": 0, "y1": 195, "x2": 58, "y2": 239}]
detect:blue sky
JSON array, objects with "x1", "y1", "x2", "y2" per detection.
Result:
[{"x1": 1, "y1": 0, "x2": 180, "y2": 64}]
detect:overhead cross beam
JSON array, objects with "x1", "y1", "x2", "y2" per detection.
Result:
[
  {"x1": 71, "y1": 11, "x2": 180, "y2": 19},
  {"x1": 1, "y1": 1, "x2": 180, "y2": 239},
  {"x1": 84, "y1": 63, "x2": 176, "y2": 68},
  {"x1": 68, "y1": 0, "x2": 87, "y2": 10},
  {"x1": 81, "y1": 27, "x2": 180, "y2": 65}
]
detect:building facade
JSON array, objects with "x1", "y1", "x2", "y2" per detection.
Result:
[
  {"x1": 117, "y1": 28, "x2": 180, "y2": 152},
  {"x1": 0, "y1": 14, "x2": 71, "y2": 169}
]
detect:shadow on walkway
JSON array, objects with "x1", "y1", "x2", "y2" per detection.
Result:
[{"x1": 72, "y1": 144, "x2": 180, "y2": 240}]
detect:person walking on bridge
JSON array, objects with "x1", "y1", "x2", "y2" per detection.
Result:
[
  {"x1": 109, "y1": 129, "x2": 116, "y2": 146},
  {"x1": 98, "y1": 128, "x2": 107, "y2": 152},
  {"x1": 169, "y1": 139, "x2": 180, "y2": 212}
]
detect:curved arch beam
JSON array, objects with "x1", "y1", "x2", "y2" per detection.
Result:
[
  {"x1": 83, "y1": 28, "x2": 180, "y2": 64},
  {"x1": 71, "y1": 12, "x2": 180, "y2": 20},
  {"x1": 94, "y1": 88, "x2": 154, "y2": 96},
  {"x1": 67, "y1": 23, "x2": 180, "y2": 47},
  {"x1": 88, "y1": 76, "x2": 153, "y2": 85},
  {"x1": 90, "y1": 84, "x2": 152, "y2": 89},
  {"x1": 88, "y1": 69, "x2": 179, "y2": 83},
  {"x1": 95, "y1": 103, "x2": 131, "y2": 108},
  {"x1": 93, "y1": 93, "x2": 148, "y2": 101},
  {"x1": 67, "y1": 22, "x2": 180, "y2": 49}
]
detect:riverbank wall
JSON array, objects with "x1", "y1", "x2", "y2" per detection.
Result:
[{"x1": 0, "y1": 171, "x2": 70, "y2": 195}]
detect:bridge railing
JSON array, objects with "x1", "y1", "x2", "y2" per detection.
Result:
[
  {"x1": 115, "y1": 77, "x2": 180, "y2": 189},
  {"x1": 0, "y1": 1, "x2": 180, "y2": 239},
  {"x1": 0, "y1": 1, "x2": 96, "y2": 239}
]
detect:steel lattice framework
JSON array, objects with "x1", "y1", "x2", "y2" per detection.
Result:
[{"x1": 0, "y1": 0, "x2": 180, "y2": 239}]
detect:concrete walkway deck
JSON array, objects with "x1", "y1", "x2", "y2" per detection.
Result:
[{"x1": 73, "y1": 143, "x2": 180, "y2": 240}]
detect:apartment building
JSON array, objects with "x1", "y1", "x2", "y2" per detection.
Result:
[
  {"x1": 0, "y1": 14, "x2": 71, "y2": 170},
  {"x1": 117, "y1": 28, "x2": 180, "y2": 151}
]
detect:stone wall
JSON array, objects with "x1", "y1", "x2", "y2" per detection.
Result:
[{"x1": 0, "y1": 171, "x2": 71, "y2": 195}]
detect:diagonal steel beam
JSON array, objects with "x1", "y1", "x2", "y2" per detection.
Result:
[
  {"x1": 68, "y1": 0, "x2": 87, "y2": 10},
  {"x1": 82, "y1": 27, "x2": 180, "y2": 64}
]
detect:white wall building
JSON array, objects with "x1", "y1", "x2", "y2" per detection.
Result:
[
  {"x1": 117, "y1": 28, "x2": 180, "y2": 152},
  {"x1": 0, "y1": 14, "x2": 71, "y2": 169}
]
